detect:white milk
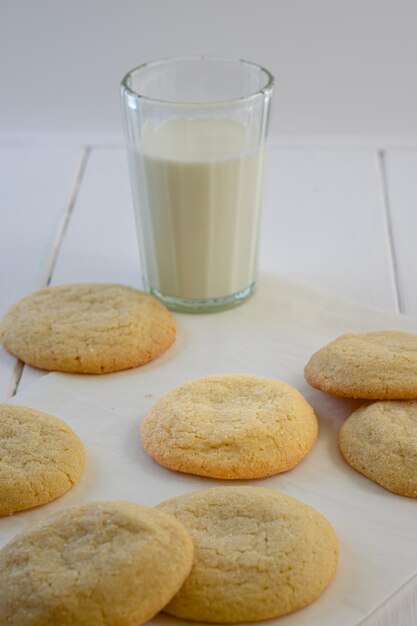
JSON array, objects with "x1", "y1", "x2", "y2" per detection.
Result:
[{"x1": 134, "y1": 117, "x2": 265, "y2": 300}]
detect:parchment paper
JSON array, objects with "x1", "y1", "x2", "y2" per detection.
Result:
[{"x1": 2, "y1": 274, "x2": 417, "y2": 626}]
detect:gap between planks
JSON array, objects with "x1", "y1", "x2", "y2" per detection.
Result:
[
  {"x1": 377, "y1": 150, "x2": 403, "y2": 315},
  {"x1": 5, "y1": 146, "x2": 91, "y2": 400}
]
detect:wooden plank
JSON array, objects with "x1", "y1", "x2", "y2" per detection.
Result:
[
  {"x1": 383, "y1": 150, "x2": 417, "y2": 315},
  {"x1": 261, "y1": 148, "x2": 398, "y2": 311},
  {"x1": 18, "y1": 148, "x2": 140, "y2": 391},
  {"x1": 51, "y1": 148, "x2": 140, "y2": 285},
  {"x1": 0, "y1": 146, "x2": 84, "y2": 400}
]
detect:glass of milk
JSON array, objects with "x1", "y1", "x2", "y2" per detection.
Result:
[{"x1": 120, "y1": 57, "x2": 274, "y2": 312}]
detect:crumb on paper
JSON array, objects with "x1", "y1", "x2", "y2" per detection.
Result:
[{"x1": 145, "y1": 393, "x2": 153, "y2": 398}]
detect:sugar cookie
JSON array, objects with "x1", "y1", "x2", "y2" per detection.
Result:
[
  {"x1": 141, "y1": 374, "x2": 318, "y2": 479},
  {"x1": 0, "y1": 501, "x2": 194, "y2": 625},
  {"x1": 157, "y1": 486, "x2": 338, "y2": 623},
  {"x1": 339, "y1": 400, "x2": 417, "y2": 497},
  {"x1": 0, "y1": 283, "x2": 176, "y2": 374},
  {"x1": 305, "y1": 331, "x2": 417, "y2": 399},
  {"x1": 0, "y1": 403, "x2": 85, "y2": 516}
]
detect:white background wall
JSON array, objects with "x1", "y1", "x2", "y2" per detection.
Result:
[{"x1": 1, "y1": 0, "x2": 417, "y2": 137}]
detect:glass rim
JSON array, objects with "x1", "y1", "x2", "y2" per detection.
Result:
[{"x1": 120, "y1": 55, "x2": 274, "y2": 107}]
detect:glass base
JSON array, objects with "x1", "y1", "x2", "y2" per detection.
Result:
[{"x1": 150, "y1": 283, "x2": 256, "y2": 313}]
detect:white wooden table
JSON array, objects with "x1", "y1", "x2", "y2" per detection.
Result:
[{"x1": 1, "y1": 135, "x2": 417, "y2": 626}]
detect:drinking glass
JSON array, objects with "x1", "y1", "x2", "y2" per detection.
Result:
[{"x1": 120, "y1": 56, "x2": 274, "y2": 312}]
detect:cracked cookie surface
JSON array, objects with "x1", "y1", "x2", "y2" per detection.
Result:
[
  {"x1": 141, "y1": 374, "x2": 318, "y2": 479},
  {"x1": 0, "y1": 403, "x2": 85, "y2": 516},
  {"x1": 157, "y1": 486, "x2": 338, "y2": 623},
  {"x1": 0, "y1": 283, "x2": 176, "y2": 374},
  {"x1": 305, "y1": 331, "x2": 417, "y2": 399},
  {"x1": 339, "y1": 400, "x2": 417, "y2": 497},
  {"x1": 0, "y1": 501, "x2": 194, "y2": 626}
]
